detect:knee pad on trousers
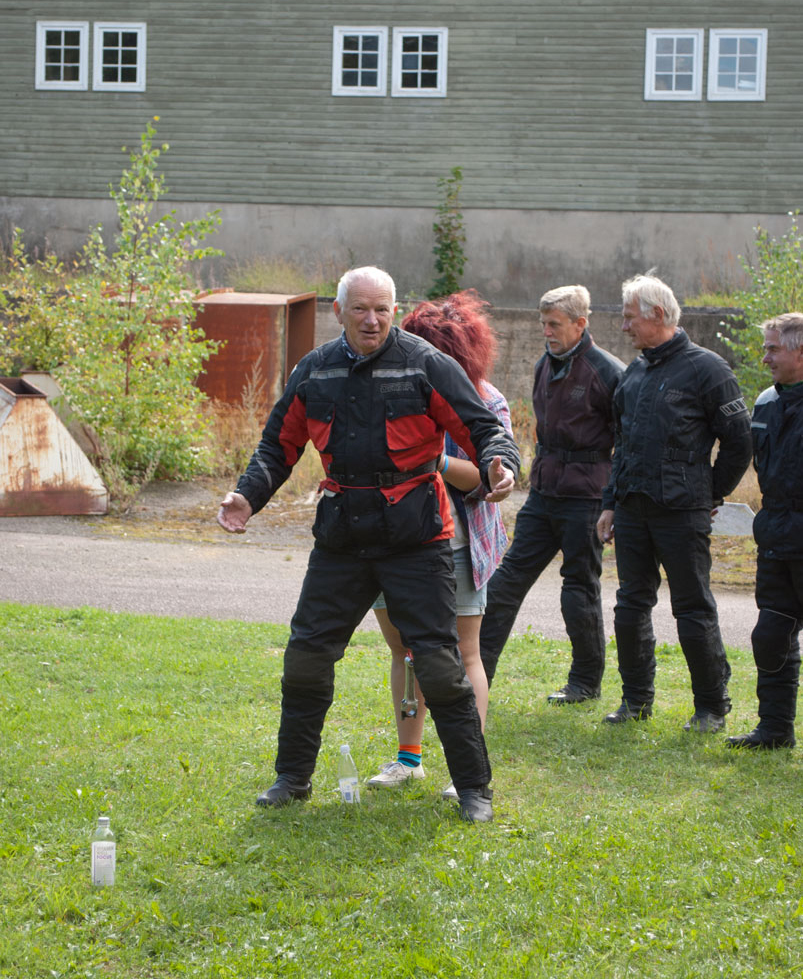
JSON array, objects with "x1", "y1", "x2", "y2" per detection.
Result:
[
  {"x1": 283, "y1": 643, "x2": 337, "y2": 692},
  {"x1": 752, "y1": 608, "x2": 798, "y2": 674},
  {"x1": 414, "y1": 646, "x2": 473, "y2": 706}
]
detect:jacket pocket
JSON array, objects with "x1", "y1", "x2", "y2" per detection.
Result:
[
  {"x1": 311, "y1": 490, "x2": 349, "y2": 549},
  {"x1": 660, "y1": 461, "x2": 711, "y2": 508},
  {"x1": 382, "y1": 479, "x2": 444, "y2": 547},
  {"x1": 385, "y1": 398, "x2": 440, "y2": 468}
]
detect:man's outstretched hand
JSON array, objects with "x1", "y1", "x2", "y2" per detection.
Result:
[
  {"x1": 485, "y1": 455, "x2": 516, "y2": 503},
  {"x1": 217, "y1": 492, "x2": 253, "y2": 533}
]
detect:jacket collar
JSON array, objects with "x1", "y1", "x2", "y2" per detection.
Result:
[{"x1": 643, "y1": 328, "x2": 688, "y2": 365}]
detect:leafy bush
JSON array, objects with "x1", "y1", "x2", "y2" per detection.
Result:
[
  {"x1": 0, "y1": 118, "x2": 224, "y2": 502},
  {"x1": 720, "y1": 211, "x2": 803, "y2": 404}
]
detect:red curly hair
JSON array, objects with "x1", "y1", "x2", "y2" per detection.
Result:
[{"x1": 401, "y1": 290, "x2": 498, "y2": 393}]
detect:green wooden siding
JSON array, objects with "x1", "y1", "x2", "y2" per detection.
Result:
[{"x1": 1, "y1": 0, "x2": 801, "y2": 212}]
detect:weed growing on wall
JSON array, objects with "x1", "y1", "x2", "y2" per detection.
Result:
[
  {"x1": 720, "y1": 210, "x2": 803, "y2": 405},
  {"x1": 428, "y1": 166, "x2": 466, "y2": 299}
]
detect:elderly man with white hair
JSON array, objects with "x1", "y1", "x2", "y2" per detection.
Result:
[
  {"x1": 218, "y1": 266, "x2": 519, "y2": 822},
  {"x1": 596, "y1": 272, "x2": 752, "y2": 732}
]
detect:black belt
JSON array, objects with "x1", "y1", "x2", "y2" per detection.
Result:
[
  {"x1": 535, "y1": 445, "x2": 610, "y2": 464},
  {"x1": 328, "y1": 458, "x2": 438, "y2": 488}
]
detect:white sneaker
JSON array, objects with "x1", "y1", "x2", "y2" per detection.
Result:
[
  {"x1": 441, "y1": 781, "x2": 458, "y2": 801},
  {"x1": 366, "y1": 760, "x2": 425, "y2": 788}
]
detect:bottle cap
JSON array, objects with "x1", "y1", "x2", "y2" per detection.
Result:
[
  {"x1": 339, "y1": 744, "x2": 350, "y2": 754},
  {"x1": 98, "y1": 816, "x2": 110, "y2": 827}
]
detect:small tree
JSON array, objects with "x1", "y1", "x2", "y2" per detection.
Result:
[
  {"x1": 0, "y1": 235, "x2": 73, "y2": 373},
  {"x1": 720, "y1": 211, "x2": 803, "y2": 405},
  {"x1": 428, "y1": 166, "x2": 466, "y2": 299},
  {"x1": 0, "y1": 118, "x2": 224, "y2": 500}
]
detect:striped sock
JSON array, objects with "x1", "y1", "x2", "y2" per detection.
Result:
[{"x1": 397, "y1": 745, "x2": 422, "y2": 768}]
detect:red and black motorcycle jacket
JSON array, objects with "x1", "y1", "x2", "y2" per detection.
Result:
[
  {"x1": 530, "y1": 330, "x2": 625, "y2": 499},
  {"x1": 236, "y1": 326, "x2": 521, "y2": 557}
]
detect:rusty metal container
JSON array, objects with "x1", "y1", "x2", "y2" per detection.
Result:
[
  {"x1": 192, "y1": 291, "x2": 316, "y2": 415},
  {"x1": 0, "y1": 377, "x2": 109, "y2": 516}
]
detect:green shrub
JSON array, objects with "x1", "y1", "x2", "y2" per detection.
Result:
[
  {"x1": 0, "y1": 118, "x2": 224, "y2": 502},
  {"x1": 720, "y1": 211, "x2": 803, "y2": 405}
]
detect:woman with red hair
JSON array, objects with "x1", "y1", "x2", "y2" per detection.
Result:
[{"x1": 367, "y1": 290, "x2": 513, "y2": 799}]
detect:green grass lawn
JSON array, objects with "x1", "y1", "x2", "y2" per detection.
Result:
[{"x1": 1, "y1": 602, "x2": 801, "y2": 978}]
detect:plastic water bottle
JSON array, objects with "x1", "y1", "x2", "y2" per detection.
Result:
[
  {"x1": 337, "y1": 744, "x2": 360, "y2": 803},
  {"x1": 91, "y1": 816, "x2": 116, "y2": 886}
]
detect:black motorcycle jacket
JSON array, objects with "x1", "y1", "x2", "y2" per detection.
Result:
[{"x1": 602, "y1": 330, "x2": 752, "y2": 511}]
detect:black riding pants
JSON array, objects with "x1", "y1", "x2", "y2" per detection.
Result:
[
  {"x1": 479, "y1": 488, "x2": 605, "y2": 691},
  {"x1": 276, "y1": 539, "x2": 491, "y2": 792},
  {"x1": 612, "y1": 494, "x2": 731, "y2": 714}
]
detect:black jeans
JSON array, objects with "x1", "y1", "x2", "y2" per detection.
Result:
[
  {"x1": 751, "y1": 556, "x2": 803, "y2": 738},
  {"x1": 479, "y1": 489, "x2": 605, "y2": 692},
  {"x1": 276, "y1": 539, "x2": 491, "y2": 792},
  {"x1": 612, "y1": 493, "x2": 731, "y2": 715}
]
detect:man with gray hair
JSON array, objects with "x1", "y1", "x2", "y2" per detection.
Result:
[
  {"x1": 597, "y1": 272, "x2": 752, "y2": 731},
  {"x1": 728, "y1": 313, "x2": 803, "y2": 749},
  {"x1": 480, "y1": 284, "x2": 624, "y2": 702},
  {"x1": 218, "y1": 266, "x2": 520, "y2": 822}
]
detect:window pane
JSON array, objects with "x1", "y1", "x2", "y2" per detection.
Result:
[
  {"x1": 343, "y1": 35, "x2": 358, "y2": 51},
  {"x1": 676, "y1": 55, "x2": 693, "y2": 73},
  {"x1": 740, "y1": 37, "x2": 758, "y2": 55},
  {"x1": 655, "y1": 55, "x2": 673, "y2": 72},
  {"x1": 122, "y1": 32, "x2": 137, "y2": 47},
  {"x1": 64, "y1": 65, "x2": 79, "y2": 81},
  {"x1": 676, "y1": 38, "x2": 694, "y2": 54},
  {"x1": 342, "y1": 53, "x2": 358, "y2": 69},
  {"x1": 719, "y1": 56, "x2": 737, "y2": 73},
  {"x1": 64, "y1": 30, "x2": 80, "y2": 45},
  {"x1": 401, "y1": 73, "x2": 417, "y2": 88},
  {"x1": 45, "y1": 64, "x2": 60, "y2": 80},
  {"x1": 45, "y1": 29, "x2": 61, "y2": 45},
  {"x1": 420, "y1": 72, "x2": 438, "y2": 88},
  {"x1": 362, "y1": 35, "x2": 378, "y2": 52},
  {"x1": 362, "y1": 53, "x2": 378, "y2": 69},
  {"x1": 739, "y1": 56, "x2": 757, "y2": 73},
  {"x1": 361, "y1": 70, "x2": 377, "y2": 86},
  {"x1": 738, "y1": 74, "x2": 757, "y2": 90},
  {"x1": 64, "y1": 48, "x2": 80, "y2": 64},
  {"x1": 719, "y1": 38, "x2": 738, "y2": 55},
  {"x1": 718, "y1": 72, "x2": 736, "y2": 90},
  {"x1": 655, "y1": 38, "x2": 674, "y2": 54},
  {"x1": 121, "y1": 67, "x2": 136, "y2": 82},
  {"x1": 122, "y1": 49, "x2": 137, "y2": 65},
  {"x1": 654, "y1": 74, "x2": 672, "y2": 91},
  {"x1": 342, "y1": 70, "x2": 358, "y2": 86},
  {"x1": 421, "y1": 35, "x2": 438, "y2": 51},
  {"x1": 103, "y1": 50, "x2": 117, "y2": 65},
  {"x1": 103, "y1": 67, "x2": 116, "y2": 82},
  {"x1": 45, "y1": 48, "x2": 60, "y2": 64},
  {"x1": 675, "y1": 74, "x2": 693, "y2": 91},
  {"x1": 421, "y1": 54, "x2": 438, "y2": 71},
  {"x1": 103, "y1": 31, "x2": 118, "y2": 46},
  {"x1": 402, "y1": 36, "x2": 419, "y2": 52},
  {"x1": 402, "y1": 53, "x2": 418, "y2": 70}
]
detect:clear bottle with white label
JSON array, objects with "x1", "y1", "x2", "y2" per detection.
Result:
[
  {"x1": 91, "y1": 816, "x2": 116, "y2": 886},
  {"x1": 337, "y1": 744, "x2": 360, "y2": 803}
]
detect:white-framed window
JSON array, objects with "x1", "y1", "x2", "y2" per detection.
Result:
[
  {"x1": 392, "y1": 28, "x2": 448, "y2": 97},
  {"x1": 332, "y1": 26, "x2": 388, "y2": 96},
  {"x1": 644, "y1": 29, "x2": 704, "y2": 100},
  {"x1": 707, "y1": 29, "x2": 767, "y2": 101},
  {"x1": 35, "y1": 21, "x2": 89, "y2": 90},
  {"x1": 93, "y1": 23, "x2": 146, "y2": 92}
]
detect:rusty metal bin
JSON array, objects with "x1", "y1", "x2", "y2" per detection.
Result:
[
  {"x1": 192, "y1": 291, "x2": 316, "y2": 415},
  {"x1": 0, "y1": 376, "x2": 108, "y2": 516}
]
